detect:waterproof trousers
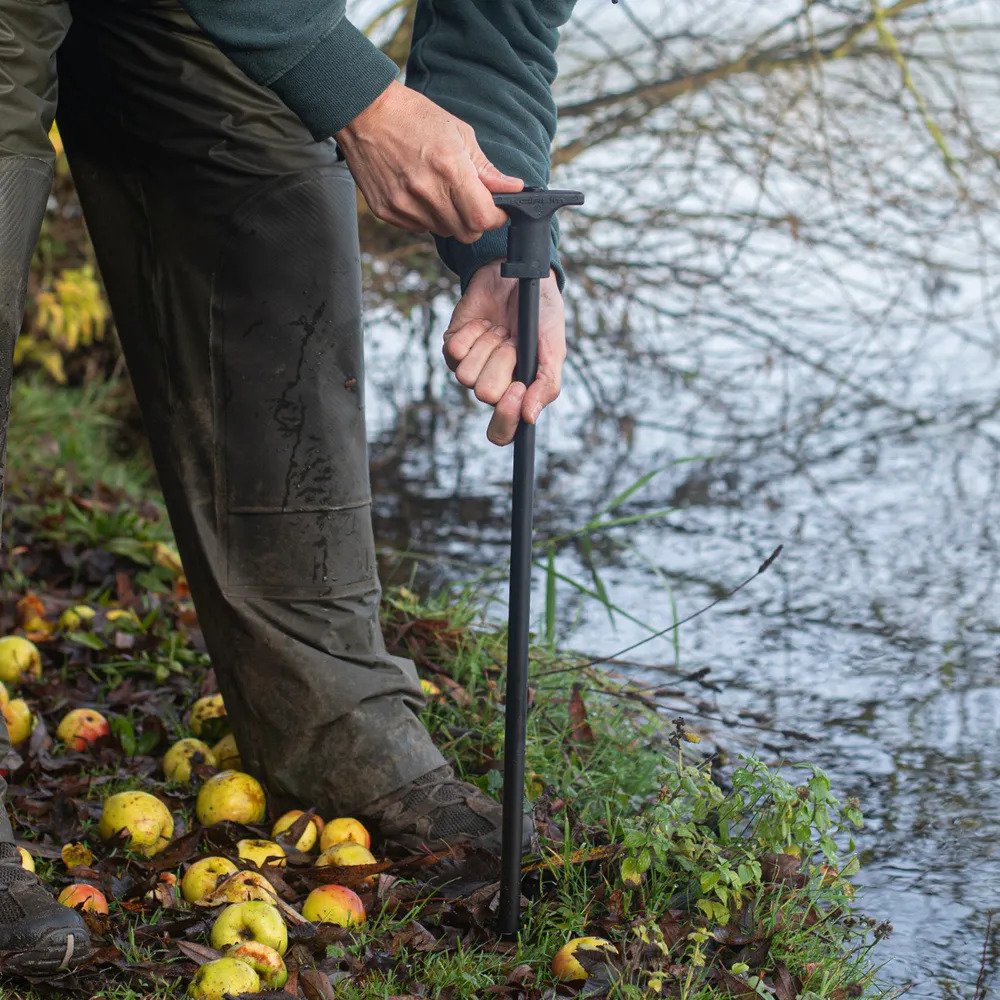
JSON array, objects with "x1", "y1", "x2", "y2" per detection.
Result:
[{"x1": 0, "y1": 0, "x2": 444, "y2": 843}]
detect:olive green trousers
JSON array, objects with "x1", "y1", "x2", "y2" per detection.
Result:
[{"x1": 0, "y1": 0, "x2": 443, "y2": 844}]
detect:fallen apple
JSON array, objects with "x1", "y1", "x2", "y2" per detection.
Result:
[
  {"x1": 211, "y1": 732, "x2": 241, "y2": 771},
  {"x1": 57, "y1": 605, "x2": 96, "y2": 631},
  {"x1": 188, "y1": 693, "x2": 228, "y2": 742},
  {"x1": 210, "y1": 900, "x2": 287, "y2": 955},
  {"x1": 226, "y1": 941, "x2": 288, "y2": 989},
  {"x1": 319, "y1": 816, "x2": 371, "y2": 852},
  {"x1": 0, "y1": 635, "x2": 41, "y2": 684},
  {"x1": 0, "y1": 681, "x2": 8, "y2": 709},
  {"x1": 57, "y1": 883, "x2": 109, "y2": 915},
  {"x1": 162, "y1": 737, "x2": 216, "y2": 783},
  {"x1": 551, "y1": 937, "x2": 618, "y2": 982},
  {"x1": 316, "y1": 842, "x2": 378, "y2": 885},
  {"x1": 420, "y1": 678, "x2": 442, "y2": 697},
  {"x1": 301, "y1": 884, "x2": 365, "y2": 926},
  {"x1": 56, "y1": 708, "x2": 111, "y2": 751},
  {"x1": 3, "y1": 698, "x2": 34, "y2": 746},
  {"x1": 17, "y1": 847, "x2": 34, "y2": 872},
  {"x1": 98, "y1": 790, "x2": 174, "y2": 857},
  {"x1": 181, "y1": 856, "x2": 239, "y2": 904},
  {"x1": 236, "y1": 838, "x2": 286, "y2": 868},
  {"x1": 209, "y1": 870, "x2": 278, "y2": 905},
  {"x1": 187, "y1": 957, "x2": 260, "y2": 1000},
  {"x1": 195, "y1": 770, "x2": 266, "y2": 826},
  {"x1": 272, "y1": 809, "x2": 323, "y2": 852}
]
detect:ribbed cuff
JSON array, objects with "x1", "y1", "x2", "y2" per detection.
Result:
[
  {"x1": 437, "y1": 225, "x2": 565, "y2": 293},
  {"x1": 269, "y1": 18, "x2": 399, "y2": 141}
]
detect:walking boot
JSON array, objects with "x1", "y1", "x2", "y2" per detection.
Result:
[
  {"x1": 0, "y1": 844, "x2": 93, "y2": 975},
  {"x1": 362, "y1": 764, "x2": 535, "y2": 853}
]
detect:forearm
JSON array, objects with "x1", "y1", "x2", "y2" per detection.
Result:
[{"x1": 405, "y1": 0, "x2": 577, "y2": 289}]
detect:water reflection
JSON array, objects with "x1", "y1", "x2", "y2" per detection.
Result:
[{"x1": 366, "y1": 306, "x2": 999, "y2": 996}]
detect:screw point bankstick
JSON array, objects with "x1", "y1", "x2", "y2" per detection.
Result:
[{"x1": 493, "y1": 187, "x2": 584, "y2": 937}]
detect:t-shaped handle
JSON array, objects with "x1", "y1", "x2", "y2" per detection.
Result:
[{"x1": 493, "y1": 187, "x2": 585, "y2": 279}]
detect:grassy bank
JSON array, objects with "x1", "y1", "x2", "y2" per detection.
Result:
[{"x1": 0, "y1": 376, "x2": 892, "y2": 999}]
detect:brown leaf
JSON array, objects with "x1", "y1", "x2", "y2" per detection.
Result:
[
  {"x1": 772, "y1": 962, "x2": 800, "y2": 1000},
  {"x1": 176, "y1": 940, "x2": 222, "y2": 966},
  {"x1": 301, "y1": 970, "x2": 338, "y2": 1000},
  {"x1": 569, "y1": 684, "x2": 595, "y2": 745}
]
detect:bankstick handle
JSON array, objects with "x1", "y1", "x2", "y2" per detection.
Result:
[{"x1": 493, "y1": 188, "x2": 583, "y2": 938}]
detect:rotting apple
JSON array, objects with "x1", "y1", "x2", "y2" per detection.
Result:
[
  {"x1": 56, "y1": 708, "x2": 111, "y2": 751},
  {"x1": 550, "y1": 937, "x2": 618, "y2": 982},
  {"x1": 209, "y1": 900, "x2": 288, "y2": 955},
  {"x1": 0, "y1": 635, "x2": 42, "y2": 684},
  {"x1": 319, "y1": 816, "x2": 371, "y2": 852},
  {"x1": 195, "y1": 770, "x2": 266, "y2": 826},
  {"x1": 57, "y1": 883, "x2": 109, "y2": 915},
  {"x1": 236, "y1": 838, "x2": 286, "y2": 868},
  {"x1": 226, "y1": 941, "x2": 288, "y2": 989},
  {"x1": 187, "y1": 957, "x2": 260, "y2": 1000},
  {"x1": 188, "y1": 693, "x2": 228, "y2": 742},
  {"x1": 162, "y1": 737, "x2": 216, "y2": 783},
  {"x1": 211, "y1": 732, "x2": 241, "y2": 771},
  {"x1": 271, "y1": 809, "x2": 323, "y2": 852},
  {"x1": 181, "y1": 856, "x2": 239, "y2": 904},
  {"x1": 301, "y1": 884, "x2": 365, "y2": 926},
  {"x1": 98, "y1": 790, "x2": 174, "y2": 857},
  {"x1": 208, "y1": 870, "x2": 278, "y2": 905}
]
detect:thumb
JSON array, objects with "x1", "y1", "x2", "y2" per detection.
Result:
[{"x1": 470, "y1": 146, "x2": 524, "y2": 193}]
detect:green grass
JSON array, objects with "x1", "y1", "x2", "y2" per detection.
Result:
[{"x1": 0, "y1": 376, "x2": 896, "y2": 999}]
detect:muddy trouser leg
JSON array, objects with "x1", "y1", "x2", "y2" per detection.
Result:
[
  {"x1": 0, "y1": 0, "x2": 71, "y2": 844},
  {"x1": 55, "y1": 0, "x2": 444, "y2": 817}
]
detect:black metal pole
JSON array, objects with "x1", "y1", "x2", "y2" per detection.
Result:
[{"x1": 498, "y1": 276, "x2": 540, "y2": 937}]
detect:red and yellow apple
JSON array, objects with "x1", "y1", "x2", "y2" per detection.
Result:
[
  {"x1": 210, "y1": 900, "x2": 287, "y2": 955},
  {"x1": 181, "y1": 856, "x2": 239, "y2": 904},
  {"x1": 188, "y1": 957, "x2": 260, "y2": 1000},
  {"x1": 195, "y1": 770, "x2": 266, "y2": 826},
  {"x1": 56, "y1": 708, "x2": 111, "y2": 751},
  {"x1": 0, "y1": 636, "x2": 42, "y2": 684},
  {"x1": 301, "y1": 884, "x2": 365, "y2": 926},
  {"x1": 226, "y1": 941, "x2": 288, "y2": 989},
  {"x1": 57, "y1": 883, "x2": 109, "y2": 915},
  {"x1": 98, "y1": 790, "x2": 174, "y2": 857},
  {"x1": 162, "y1": 737, "x2": 216, "y2": 783},
  {"x1": 319, "y1": 816, "x2": 371, "y2": 852}
]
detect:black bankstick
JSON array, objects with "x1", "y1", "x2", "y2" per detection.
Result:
[{"x1": 492, "y1": 187, "x2": 584, "y2": 937}]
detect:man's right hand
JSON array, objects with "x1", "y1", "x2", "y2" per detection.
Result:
[{"x1": 334, "y1": 81, "x2": 523, "y2": 244}]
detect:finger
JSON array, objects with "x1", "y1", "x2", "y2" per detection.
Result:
[
  {"x1": 454, "y1": 327, "x2": 511, "y2": 388},
  {"x1": 487, "y1": 383, "x2": 526, "y2": 446},
  {"x1": 521, "y1": 365, "x2": 562, "y2": 423},
  {"x1": 451, "y1": 159, "x2": 509, "y2": 237},
  {"x1": 471, "y1": 339, "x2": 517, "y2": 405},
  {"x1": 477, "y1": 161, "x2": 524, "y2": 193},
  {"x1": 443, "y1": 318, "x2": 493, "y2": 370}
]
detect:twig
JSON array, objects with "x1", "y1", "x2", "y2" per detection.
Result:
[{"x1": 974, "y1": 910, "x2": 994, "y2": 1000}]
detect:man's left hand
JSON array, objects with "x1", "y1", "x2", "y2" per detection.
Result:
[{"x1": 443, "y1": 262, "x2": 565, "y2": 446}]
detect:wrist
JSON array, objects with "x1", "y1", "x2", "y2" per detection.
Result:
[{"x1": 334, "y1": 80, "x2": 401, "y2": 146}]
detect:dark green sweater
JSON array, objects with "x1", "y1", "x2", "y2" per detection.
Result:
[{"x1": 178, "y1": 1, "x2": 577, "y2": 289}]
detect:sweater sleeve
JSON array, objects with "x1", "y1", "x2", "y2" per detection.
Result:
[
  {"x1": 405, "y1": 0, "x2": 577, "y2": 291},
  {"x1": 178, "y1": 0, "x2": 399, "y2": 139}
]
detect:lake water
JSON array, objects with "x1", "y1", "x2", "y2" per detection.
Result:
[{"x1": 365, "y1": 297, "x2": 1000, "y2": 997}]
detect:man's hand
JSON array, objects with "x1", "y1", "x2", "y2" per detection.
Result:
[
  {"x1": 443, "y1": 262, "x2": 565, "y2": 446},
  {"x1": 335, "y1": 82, "x2": 523, "y2": 243}
]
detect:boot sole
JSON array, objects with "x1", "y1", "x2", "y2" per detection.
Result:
[{"x1": 2, "y1": 928, "x2": 94, "y2": 976}]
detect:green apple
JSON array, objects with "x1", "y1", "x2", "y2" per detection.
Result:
[
  {"x1": 181, "y1": 856, "x2": 239, "y2": 904},
  {"x1": 187, "y1": 957, "x2": 259, "y2": 1000},
  {"x1": 210, "y1": 901, "x2": 287, "y2": 956},
  {"x1": 226, "y1": 941, "x2": 288, "y2": 989}
]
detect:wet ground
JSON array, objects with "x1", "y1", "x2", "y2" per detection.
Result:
[{"x1": 366, "y1": 304, "x2": 999, "y2": 997}]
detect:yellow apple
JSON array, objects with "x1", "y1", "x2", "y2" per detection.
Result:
[
  {"x1": 210, "y1": 870, "x2": 278, "y2": 905},
  {"x1": 195, "y1": 770, "x2": 266, "y2": 826},
  {"x1": 226, "y1": 941, "x2": 288, "y2": 989},
  {"x1": 301, "y1": 884, "x2": 365, "y2": 926},
  {"x1": 57, "y1": 883, "x2": 109, "y2": 915},
  {"x1": 162, "y1": 738, "x2": 216, "y2": 784},
  {"x1": 236, "y1": 838, "x2": 286, "y2": 868},
  {"x1": 0, "y1": 636, "x2": 41, "y2": 684},
  {"x1": 420, "y1": 678, "x2": 442, "y2": 697},
  {"x1": 188, "y1": 694, "x2": 227, "y2": 742},
  {"x1": 56, "y1": 708, "x2": 110, "y2": 751},
  {"x1": 211, "y1": 732, "x2": 241, "y2": 771},
  {"x1": 272, "y1": 809, "x2": 323, "y2": 852},
  {"x1": 551, "y1": 937, "x2": 618, "y2": 982},
  {"x1": 0, "y1": 681, "x2": 9, "y2": 709},
  {"x1": 57, "y1": 605, "x2": 95, "y2": 631},
  {"x1": 98, "y1": 790, "x2": 174, "y2": 857},
  {"x1": 319, "y1": 817, "x2": 371, "y2": 852},
  {"x1": 188, "y1": 957, "x2": 259, "y2": 1000},
  {"x1": 17, "y1": 847, "x2": 34, "y2": 872},
  {"x1": 316, "y1": 842, "x2": 378, "y2": 886},
  {"x1": 181, "y1": 856, "x2": 239, "y2": 904},
  {"x1": 210, "y1": 900, "x2": 287, "y2": 955},
  {"x1": 3, "y1": 698, "x2": 34, "y2": 746}
]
